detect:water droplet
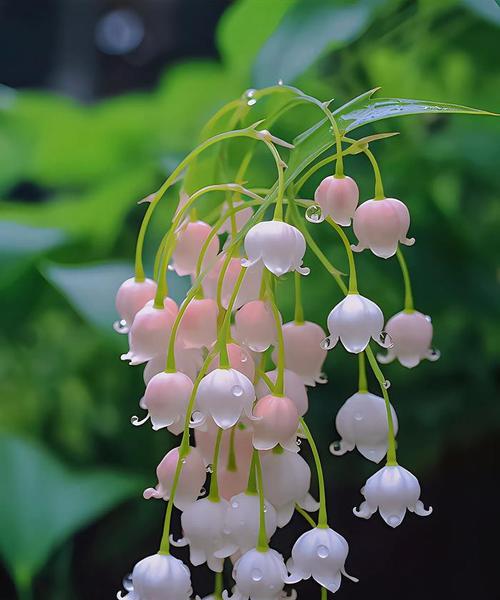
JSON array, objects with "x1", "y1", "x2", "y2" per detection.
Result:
[
  {"x1": 354, "y1": 412, "x2": 363, "y2": 421},
  {"x1": 113, "y1": 319, "x2": 129, "y2": 334},
  {"x1": 263, "y1": 505, "x2": 267, "y2": 512},
  {"x1": 122, "y1": 573, "x2": 133, "y2": 591},
  {"x1": 425, "y1": 315, "x2": 432, "y2": 323},
  {"x1": 167, "y1": 264, "x2": 174, "y2": 271},
  {"x1": 320, "y1": 336, "x2": 335, "y2": 350},
  {"x1": 232, "y1": 385, "x2": 243, "y2": 397},
  {"x1": 231, "y1": 501, "x2": 239, "y2": 509},
  {"x1": 331, "y1": 440, "x2": 341, "y2": 452},
  {"x1": 379, "y1": 330, "x2": 394, "y2": 348},
  {"x1": 305, "y1": 204, "x2": 325, "y2": 224},
  {"x1": 383, "y1": 379, "x2": 391, "y2": 389},
  {"x1": 240, "y1": 352, "x2": 248, "y2": 363},
  {"x1": 428, "y1": 348, "x2": 441, "y2": 361},
  {"x1": 317, "y1": 545, "x2": 329, "y2": 558},
  {"x1": 245, "y1": 88, "x2": 256, "y2": 99},
  {"x1": 247, "y1": 98, "x2": 257, "y2": 106},
  {"x1": 181, "y1": 458, "x2": 187, "y2": 464},
  {"x1": 277, "y1": 79, "x2": 284, "y2": 86},
  {"x1": 388, "y1": 515, "x2": 401, "y2": 527},
  {"x1": 251, "y1": 568, "x2": 263, "y2": 582}
]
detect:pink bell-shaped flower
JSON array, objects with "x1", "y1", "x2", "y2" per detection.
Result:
[
  {"x1": 354, "y1": 464, "x2": 432, "y2": 527},
  {"x1": 256, "y1": 369, "x2": 308, "y2": 416},
  {"x1": 171, "y1": 498, "x2": 238, "y2": 572},
  {"x1": 202, "y1": 257, "x2": 263, "y2": 310},
  {"x1": 352, "y1": 198, "x2": 415, "y2": 259},
  {"x1": 117, "y1": 553, "x2": 192, "y2": 600},
  {"x1": 114, "y1": 277, "x2": 157, "y2": 333},
  {"x1": 143, "y1": 346, "x2": 203, "y2": 384},
  {"x1": 219, "y1": 465, "x2": 252, "y2": 501},
  {"x1": 330, "y1": 391, "x2": 398, "y2": 463},
  {"x1": 219, "y1": 201, "x2": 254, "y2": 235},
  {"x1": 133, "y1": 371, "x2": 193, "y2": 434},
  {"x1": 260, "y1": 449, "x2": 319, "y2": 527},
  {"x1": 286, "y1": 527, "x2": 357, "y2": 593},
  {"x1": 242, "y1": 221, "x2": 309, "y2": 277},
  {"x1": 122, "y1": 299, "x2": 178, "y2": 365},
  {"x1": 143, "y1": 446, "x2": 205, "y2": 510},
  {"x1": 252, "y1": 395, "x2": 299, "y2": 451},
  {"x1": 195, "y1": 368, "x2": 256, "y2": 430},
  {"x1": 172, "y1": 221, "x2": 219, "y2": 276},
  {"x1": 273, "y1": 321, "x2": 327, "y2": 386},
  {"x1": 194, "y1": 418, "x2": 254, "y2": 469},
  {"x1": 378, "y1": 310, "x2": 439, "y2": 368},
  {"x1": 313, "y1": 175, "x2": 359, "y2": 226},
  {"x1": 325, "y1": 293, "x2": 387, "y2": 354},
  {"x1": 234, "y1": 301, "x2": 278, "y2": 353},
  {"x1": 208, "y1": 343, "x2": 255, "y2": 382},
  {"x1": 178, "y1": 298, "x2": 218, "y2": 349}
]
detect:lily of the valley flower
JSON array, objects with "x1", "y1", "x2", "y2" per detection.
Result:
[
  {"x1": 143, "y1": 446, "x2": 205, "y2": 510},
  {"x1": 255, "y1": 369, "x2": 308, "y2": 417},
  {"x1": 354, "y1": 464, "x2": 432, "y2": 527},
  {"x1": 208, "y1": 342, "x2": 256, "y2": 381},
  {"x1": 202, "y1": 257, "x2": 263, "y2": 310},
  {"x1": 325, "y1": 293, "x2": 387, "y2": 354},
  {"x1": 117, "y1": 553, "x2": 192, "y2": 600},
  {"x1": 178, "y1": 298, "x2": 219, "y2": 349},
  {"x1": 143, "y1": 345, "x2": 203, "y2": 385},
  {"x1": 352, "y1": 197, "x2": 415, "y2": 259},
  {"x1": 219, "y1": 201, "x2": 254, "y2": 235},
  {"x1": 330, "y1": 391, "x2": 398, "y2": 463},
  {"x1": 242, "y1": 221, "x2": 309, "y2": 277},
  {"x1": 252, "y1": 395, "x2": 299, "y2": 452},
  {"x1": 378, "y1": 310, "x2": 439, "y2": 368},
  {"x1": 313, "y1": 175, "x2": 359, "y2": 226},
  {"x1": 171, "y1": 498, "x2": 238, "y2": 572},
  {"x1": 260, "y1": 449, "x2": 319, "y2": 528},
  {"x1": 286, "y1": 527, "x2": 357, "y2": 593},
  {"x1": 114, "y1": 277, "x2": 157, "y2": 333},
  {"x1": 195, "y1": 368, "x2": 256, "y2": 430},
  {"x1": 234, "y1": 300, "x2": 278, "y2": 353},
  {"x1": 172, "y1": 220, "x2": 219, "y2": 276}
]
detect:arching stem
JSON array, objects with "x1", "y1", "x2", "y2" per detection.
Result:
[
  {"x1": 396, "y1": 248, "x2": 414, "y2": 312},
  {"x1": 299, "y1": 417, "x2": 328, "y2": 528},
  {"x1": 326, "y1": 217, "x2": 358, "y2": 294},
  {"x1": 254, "y1": 451, "x2": 269, "y2": 552}
]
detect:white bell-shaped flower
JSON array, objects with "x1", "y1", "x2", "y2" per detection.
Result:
[
  {"x1": 256, "y1": 370, "x2": 308, "y2": 417},
  {"x1": 354, "y1": 464, "x2": 432, "y2": 527},
  {"x1": 224, "y1": 492, "x2": 277, "y2": 554},
  {"x1": 196, "y1": 368, "x2": 256, "y2": 430},
  {"x1": 273, "y1": 321, "x2": 327, "y2": 386},
  {"x1": 172, "y1": 220, "x2": 219, "y2": 276},
  {"x1": 202, "y1": 257, "x2": 263, "y2": 310},
  {"x1": 286, "y1": 527, "x2": 357, "y2": 593},
  {"x1": 224, "y1": 548, "x2": 288, "y2": 600},
  {"x1": 171, "y1": 498, "x2": 238, "y2": 572},
  {"x1": 326, "y1": 293, "x2": 387, "y2": 354},
  {"x1": 114, "y1": 277, "x2": 157, "y2": 333},
  {"x1": 133, "y1": 371, "x2": 193, "y2": 434},
  {"x1": 242, "y1": 221, "x2": 309, "y2": 277},
  {"x1": 330, "y1": 392, "x2": 398, "y2": 463},
  {"x1": 143, "y1": 446, "x2": 205, "y2": 510},
  {"x1": 144, "y1": 346, "x2": 203, "y2": 384},
  {"x1": 117, "y1": 553, "x2": 192, "y2": 600},
  {"x1": 378, "y1": 310, "x2": 439, "y2": 368},
  {"x1": 252, "y1": 395, "x2": 299, "y2": 452},
  {"x1": 313, "y1": 175, "x2": 359, "y2": 226},
  {"x1": 234, "y1": 301, "x2": 278, "y2": 353},
  {"x1": 352, "y1": 198, "x2": 415, "y2": 259},
  {"x1": 178, "y1": 298, "x2": 218, "y2": 349},
  {"x1": 122, "y1": 299, "x2": 178, "y2": 365},
  {"x1": 260, "y1": 450, "x2": 319, "y2": 527}
]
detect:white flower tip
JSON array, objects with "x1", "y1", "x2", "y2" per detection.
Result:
[
  {"x1": 131, "y1": 413, "x2": 149, "y2": 427},
  {"x1": 329, "y1": 441, "x2": 348, "y2": 456},
  {"x1": 402, "y1": 236, "x2": 415, "y2": 247}
]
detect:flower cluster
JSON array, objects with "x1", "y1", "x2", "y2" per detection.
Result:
[{"x1": 112, "y1": 85, "x2": 444, "y2": 600}]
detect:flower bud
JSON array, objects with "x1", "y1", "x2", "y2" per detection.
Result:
[
  {"x1": 178, "y1": 298, "x2": 218, "y2": 349},
  {"x1": 242, "y1": 221, "x2": 309, "y2": 277},
  {"x1": 172, "y1": 221, "x2": 219, "y2": 276},
  {"x1": 252, "y1": 395, "x2": 299, "y2": 451},
  {"x1": 224, "y1": 493, "x2": 277, "y2": 553},
  {"x1": 256, "y1": 369, "x2": 308, "y2": 416},
  {"x1": 234, "y1": 300, "x2": 278, "y2": 353},
  {"x1": 115, "y1": 277, "x2": 157, "y2": 332},
  {"x1": 314, "y1": 175, "x2": 359, "y2": 226},
  {"x1": 354, "y1": 464, "x2": 432, "y2": 527},
  {"x1": 352, "y1": 198, "x2": 415, "y2": 258}
]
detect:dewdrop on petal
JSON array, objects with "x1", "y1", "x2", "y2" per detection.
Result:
[
  {"x1": 117, "y1": 553, "x2": 192, "y2": 600},
  {"x1": 234, "y1": 300, "x2": 278, "y2": 352},
  {"x1": 274, "y1": 321, "x2": 327, "y2": 386},
  {"x1": 352, "y1": 198, "x2": 415, "y2": 259},
  {"x1": 195, "y1": 368, "x2": 256, "y2": 430},
  {"x1": 286, "y1": 527, "x2": 357, "y2": 593},
  {"x1": 313, "y1": 175, "x2": 359, "y2": 226},
  {"x1": 172, "y1": 221, "x2": 219, "y2": 277},
  {"x1": 260, "y1": 449, "x2": 319, "y2": 528},
  {"x1": 354, "y1": 464, "x2": 432, "y2": 527},
  {"x1": 242, "y1": 221, "x2": 309, "y2": 277},
  {"x1": 122, "y1": 299, "x2": 178, "y2": 365},
  {"x1": 256, "y1": 369, "x2": 308, "y2": 416},
  {"x1": 325, "y1": 293, "x2": 388, "y2": 354},
  {"x1": 378, "y1": 310, "x2": 439, "y2": 368},
  {"x1": 143, "y1": 446, "x2": 205, "y2": 510},
  {"x1": 178, "y1": 298, "x2": 218, "y2": 349},
  {"x1": 171, "y1": 497, "x2": 238, "y2": 572},
  {"x1": 331, "y1": 391, "x2": 398, "y2": 463},
  {"x1": 224, "y1": 548, "x2": 288, "y2": 600},
  {"x1": 252, "y1": 395, "x2": 299, "y2": 452},
  {"x1": 114, "y1": 277, "x2": 157, "y2": 333},
  {"x1": 133, "y1": 371, "x2": 193, "y2": 433},
  {"x1": 224, "y1": 493, "x2": 278, "y2": 554}
]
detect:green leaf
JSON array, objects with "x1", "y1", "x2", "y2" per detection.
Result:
[
  {"x1": 0, "y1": 433, "x2": 142, "y2": 590},
  {"x1": 462, "y1": 0, "x2": 500, "y2": 25},
  {"x1": 253, "y1": 0, "x2": 385, "y2": 87}
]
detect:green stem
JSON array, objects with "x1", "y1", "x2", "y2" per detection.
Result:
[
  {"x1": 268, "y1": 283, "x2": 285, "y2": 396},
  {"x1": 323, "y1": 106, "x2": 344, "y2": 178},
  {"x1": 226, "y1": 425, "x2": 238, "y2": 471},
  {"x1": 246, "y1": 450, "x2": 258, "y2": 495},
  {"x1": 264, "y1": 141, "x2": 285, "y2": 221},
  {"x1": 208, "y1": 427, "x2": 224, "y2": 502},
  {"x1": 214, "y1": 570, "x2": 224, "y2": 600},
  {"x1": 364, "y1": 147, "x2": 385, "y2": 200},
  {"x1": 321, "y1": 586, "x2": 328, "y2": 600},
  {"x1": 326, "y1": 217, "x2": 358, "y2": 294},
  {"x1": 218, "y1": 266, "x2": 247, "y2": 369},
  {"x1": 358, "y1": 352, "x2": 368, "y2": 393},
  {"x1": 396, "y1": 248, "x2": 414, "y2": 312},
  {"x1": 294, "y1": 272, "x2": 305, "y2": 325},
  {"x1": 300, "y1": 417, "x2": 328, "y2": 527},
  {"x1": 295, "y1": 503, "x2": 317, "y2": 528},
  {"x1": 254, "y1": 451, "x2": 269, "y2": 551}
]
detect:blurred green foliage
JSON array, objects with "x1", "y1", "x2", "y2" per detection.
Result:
[{"x1": 0, "y1": 0, "x2": 499, "y2": 597}]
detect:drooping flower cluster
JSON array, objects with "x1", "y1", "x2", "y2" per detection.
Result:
[{"x1": 110, "y1": 84, "x2": 456, "y2": 600}]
